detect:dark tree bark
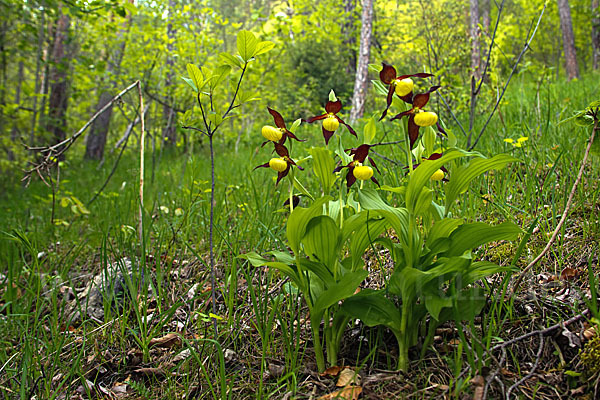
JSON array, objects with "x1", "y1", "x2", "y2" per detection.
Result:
[
  {"x1": 481, "y1": 0, "x2": 490, "y2": 64},
  {"x1": 349, "y1": 0, "x2": 373, "y2": 124},
  {"x1": 47, "y1": 7, "x2": 70, "y2": 158},
  {"x1": 593, "y1": 0, "x2": 600, "y2": 70},
  {"x1": 342, "y1": 0, "x2": 357, "y2": 75},
  {"x1": 470, "y1": 0, "x2": 482, "y2": 81},
  {"x1": 85, "y1": 18, "x2": 130, "y2": 160},
  {"x1": 557, "y1": 0, "x2": 580, "y2": 80},
  {"x1": 84, "y1": 91, "x2": 115, "y2": 160},
  {"x1": 162, "y1": 0, "x2": 177, "y2": 146}
]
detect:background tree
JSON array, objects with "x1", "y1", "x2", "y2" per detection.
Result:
[
  {"x1": 593, "y1": 0, "x2": 600, "y2": 69},
  {"x1": 350, "y1": 0, "x2": 373, "y2": 124},
  {"x1": 557, "y1": 0, "x2": 580, "y2": 79}
]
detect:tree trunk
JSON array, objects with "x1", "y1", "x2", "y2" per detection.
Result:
[
  {"x1": 85, "y1": 17, "x2": 130, "y2": 160},
  {"x1": 481, "y1": 0, "x2": 490, "y2": 64},
  {"x1": 593, "y1": 0, "x2": 600, "y2": 70},
  {"x1": 469, "y1": 0, "x2": 481, "y2": 81},
  {"x1": 162, "y1": 0, "x2": 177, "y2": 146},
  {"x1": 557, "y1": 0, "x2": 580, "y2": 80},
  {"x1": 342, "y1": 0, "x2": 357, "y2": 75},
  {"x1": 84, "y1": 91, "x2": 114, "y2": 160},
  {"x1": 349, "y1": 0, "x2": 373, "y2": 124},
  {"x1": 46, "y1": 7, "x2": 70, "y2": 157}
]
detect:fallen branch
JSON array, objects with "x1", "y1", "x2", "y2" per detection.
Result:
[{"x1": 23, "y1": 81, "x2": 141, "y2": 186}]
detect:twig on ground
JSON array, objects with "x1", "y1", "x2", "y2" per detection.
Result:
[
  {"x1": 505, "y1": 333, "x2": 544, "y2": 400},
  {"x1": 512, "y1": 118, "x2": 598, "y2": 292}
]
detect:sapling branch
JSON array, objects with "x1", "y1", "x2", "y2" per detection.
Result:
[
  {"x1": 468, "y1": 4, "x2": 546, "y2": 150},
  {"x1": 512, "y1": 115, "x2": 598, "y2": 293}
]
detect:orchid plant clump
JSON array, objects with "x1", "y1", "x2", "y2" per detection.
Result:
[{"x1": 233, "y1": 61, "x2": 523, "y2": 372}]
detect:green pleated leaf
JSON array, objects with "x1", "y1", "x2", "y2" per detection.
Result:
[
  {"x1": 364, "y1": 116, "x2": 377, "y2": 144},
  {"x1": 357, "y1": 188, "x2": 410, "y2": 244},
  {"x1": 341, "y1": 289, "x2": 402, "y2": 332},
  {"x1": 405, "y1": 149, "x2": 479, "y2": 215},
  {"x1": 297, "y1": 258, "x2": 335, "y2": 288},
  {"x1": 443, "y1": 221, "x2": 523, "y2": 258},
  {"x1": 427, "y1": 218, "x2": 463, "y2": 247},
  {"x1": 312, "y1": 270, "x2": 368, "y2": 313},
  {"x1": 343, "y1": 211, "x2": 387, "y2": 270},
  {"x1": 309, "y1": 147, "x2": 336, "y2": 194},
  {"x1": 445, "y1": 154, "x2": 518, "y2": 215},
  {"x1": 237, "y1": 30, "x2": 257, "y2": 62},
  {"x1": 286, "y1": 196, "x2": 330, "y2": 255},
  {"x1": 302, "y1": 215, "x2": 342, "y2": 269}
]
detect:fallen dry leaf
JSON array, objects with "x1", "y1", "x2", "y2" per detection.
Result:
[
  {"x1": 471, "y1": 375, "x2": 484, "y2": 400},
  {"x1": 560, "y1": 267, "x2": 579, "y2": 281},
  {"x1": 336, "y1": 368, "x2": 360, "y2": 387},
  {"x1": 134, "y1": 367, "x2": 167, "y2": 377},
  {"x1": 318, "y1": 386, "x2": 362, "y2": 400},
  {"x1": 582, "y1": 326, "x2": 598, "y2": 340},
  {"x1": 149, "y1": 333, "x2": 181, "y2": 348},
  {"x1": 320, "y1": 365, "x2": 342, "y2": 377}
]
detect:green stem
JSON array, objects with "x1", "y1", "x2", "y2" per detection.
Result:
[
  {"x1": 311, "y1": 318, "x2": 325, "y2": 372},
  {"x1": 288, "y1": 174, "x2": 294, "y2": 213}
]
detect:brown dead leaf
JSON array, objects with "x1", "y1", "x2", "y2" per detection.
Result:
[
  {"x1": 471, "y1": 375, "x2": 484, "y2": 400},
  {"x1": 149, "y1": 333, "x2": 181, "y2": 348},
  {"x1": 318, "y1": 386, "x2": 362, "y2": 400},
  {"x1": 336, "y1": 368, "x2": 360, "y2": 387},
  {"x1": 134, "y1": 367, "x2": 167, "y2": 377},
  {"x1": 582, "y1": 326, "x2": 598, "y2": 340},
  {"x1": 320, "y1": 365, "x2": 342, "y2": 377},
  {"x1": 560, "y1": 267, "x2": 579, "y2": 281}
]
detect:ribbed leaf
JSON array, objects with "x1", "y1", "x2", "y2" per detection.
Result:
[
  {"x1": 186, "y1": 63, "x2": 203, "y2": 92},
  {"x1": 302, "y1": 215, "x2": 342, "y2": 269},
  {"x1": 309, "y1": 147, "x2": 336, "y2": 194},
  {"x1": 445, "y1": 154, "x2": 518, "y2": 215},
  {"x1": 286, "y1": 196, "x2": 330, "y2": 255},
  {"x1": 219, "y1": 52, "x2": 244, "y2": 69},
  {"x1": 357, "y1": 188, "x2": 409, "y2": 244},
  {"x1": 443, "y1": 222, "x2": 523, "y2": 258},
  {"x1": 237, "y1": 30, "x2": 257, "y2": 61},
  {"x1": 405, "y1": 149, "x2": 479, "y2": 215},
  {"x1": 254, "y1": 40, "x2": 275, "y2": 56},
  {"x1": 312, "y1": 270, "x2": 368, "y2": 313},
  {"x1": 341, "y1": 290, "x2": 402, "y2": 332}
]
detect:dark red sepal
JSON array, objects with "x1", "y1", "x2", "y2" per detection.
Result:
[
  {"x1": 322, "y1": 126, "x2": 335, "y2": 145},
  {"x1": 274, "y1": 143, "x2": 289, "y2": 157},
  {"x1": 368, "y1": 157, "x2": 381, "y2": 174},
  {"x1": 345, "y1": 169, "x2": 357, "y2": 188},
  {"x1": 284, "y1": 130, "x2": 305, "y2": 142},
  {"x1": 337, "y1": 116, "x2": 357, "y2": 137},
  {"x1": 413, "y1": 86, "x2": 441, "y2": 108},
  {"x1": 351, "y1": 144, "x2": 371, "y2": 162},
  {"x1": 307, "y1": 113, "x2": 327, "y2": 124},
  {"x1": 390, "y1": 110, "x2": 413, "y2": 121},
  {"x1": 379, "y1": 63, "x2": 397, "y2": 84},
  {"x1": 370, "y1": 176, "x2": 380, "y2": 187},
  {"x1": 408, "y1": 114, "x2": 420, "y2": 149},
  {"x1": 380, "y1": 84, "x2": 396, "y2": 121},
  {"x1": 254, "y1": 162, "x2": 270, "y2": 170},
  {"x1": 268, "y1": 107, "x2": 287, "y2": 129},
  {"x1": 276, "y1": 165, "x2": 291, "y2": 185},
  {"x1": 325, "y1": 100, "x2": 342, "y2": 114}
]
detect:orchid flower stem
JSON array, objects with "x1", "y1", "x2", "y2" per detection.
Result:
[{"x1": 288, "y1": 174, "x2": 294, "y2": 213}]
